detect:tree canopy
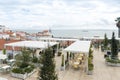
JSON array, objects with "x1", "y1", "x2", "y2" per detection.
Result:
[
  {"x1": 115, "y1": 17, "x2": 120, "y2": 28},
  {"x1": 103, "y1": 33, "x2": 108, "y2": 49},
  {"x1": 39, "y1": 47, "x2": 58, "y2": 80},
  {"x1": 111, "y1": 32, "x2": 118, "y2": 59}
]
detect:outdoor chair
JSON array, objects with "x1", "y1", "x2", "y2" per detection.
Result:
[
  {"x1": 0, "y1": 65, "x2": 11, "y2": 73},
  {"x1": 0, "y1": 67, "x2": 3, "y2": 72},
  {"x1": 73, "y1": 64, "x2": 79, "y2": 69},
  {"x1": 79, "y1": 64, "x2": 84, "y2": 70},
  {"x1": 73, "y1": 61, "x2": 79, "y2": 69}
]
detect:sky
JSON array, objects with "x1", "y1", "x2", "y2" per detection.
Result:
[{"x1": 0, "y1": 0, "x2": 120, "y2": 30}]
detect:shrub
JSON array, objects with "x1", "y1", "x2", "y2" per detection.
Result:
[
  {"x1": 106, "y1": 57, "x2": 120, "y2": 63},
  {"x1": 61, "y1": 54, "x2": 64, "y2": 67},
  {"x1": 20, "y1": 63, "x2": 29, "y2": 68},
  {"x1": 57, "y1": 52, "x2": 62, "y2": 56},
  {"x1": 88, "y1": 63, "x2": 94, "y2": 71},
  {"x1": 12, "y1": 64, "x2": 35, "y2": 74},
  {"x1": 24, "y1": 67, "x2": 32, "y2": 73},
  {"x1": 88, "y1": 57, "x2": 94, "y2": 71},
  {"x1": 29, "y1": 64, "x2": 35, "y2": 69},
  {"x1": 105, "y1": 57, "x2": 109, "y2": 61},
  {"x1": 32, "y1": 57, "x2": 38, "y2": 63},
  {"x1": 3, "y1": 49, "x2": 6, "y2": 55},
  {"x1": 12, "y1": 68, "x2": 25, "y2": 74},
  {"x1": 88, "y1": 58, "x2": 92, "y2": 64}
]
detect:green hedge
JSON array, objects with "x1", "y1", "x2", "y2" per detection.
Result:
[
  {"x1": 106, "y1": 58, "x2": 120, "y2": 63},
  {"x1": 3, "y1": 49, "x2": 6, "y2": 55},
  {"x1": 12, "y1": 68, "x2": 25, "y2": 74},
  {"x1": 12, "y1": 64, "x2": 35, "y2": 74},
  {"x1": 32, "y1": 57, "x2": 38, "y2": 63},
  {"x1": 88, "y1": 63, "x2": 94, "y2": 71}
]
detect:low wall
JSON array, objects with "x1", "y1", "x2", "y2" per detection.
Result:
[
  {"x1": 11, "y1": 69, "x2": 36, "y2": 79},
  {"x1": 105, "y1": 61, "x2": 120, "y2": 67}
]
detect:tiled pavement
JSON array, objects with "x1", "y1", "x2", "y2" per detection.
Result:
[
  {"x1": 58, "y1": 49, "x2": 120, "y2": 80},
  {"x1": 1, "y1": 49, "x2": 120, "y2": 80}
]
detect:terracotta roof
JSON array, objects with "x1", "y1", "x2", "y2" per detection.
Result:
[{"x1": 0, "y1": 39, "x2": 21, "y2": 50}]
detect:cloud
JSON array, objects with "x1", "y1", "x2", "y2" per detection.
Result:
[{"x1": 0, "y1": 0, "x2": 120, "y2": 29}]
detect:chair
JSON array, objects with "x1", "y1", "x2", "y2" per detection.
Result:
[{"x1": 73, "y1": 62, "x2": 79, "y2": 69}]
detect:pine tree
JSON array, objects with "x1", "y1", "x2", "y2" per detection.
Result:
[
  {"x1": 39, "y1": 47, "x2": 58, "y2": 80},
  {"x1": 111, "y1": 32, "x2": 118, "y2": 59},
  {"x1": 103, "y1": 34, "x2": 108, "y2": 49}
]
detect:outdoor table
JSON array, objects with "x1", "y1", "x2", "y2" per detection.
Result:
[
  {"x1": 8, "y1": 59, "x2": 15, "y2": 63},
  {"x1": 77, "y1": 57, "x2": 82, "y2": 60},
  {"x1": 79, "y1": 54, "x2": 84, "y2": 56},
  {"x1": 73, "y1": 62, "x2": 79, "y2": 68},
  {"x1": 2, "y1": 65, "x2": 10, "y2": 69},
  {"x1": 74, "y1": 62, "x2": 79, "y2": 65},
  {"x1": 1, "y1": 65, "x2": 11, "y2": 72}
]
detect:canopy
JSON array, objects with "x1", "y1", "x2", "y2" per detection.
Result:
[
  {"x1": 39, "y1": 37, "x2": 78, "y2": 41},
  {"x1": 64, "y1": 40, "x2": 91, "y2": 53},
  {"x1": 0, "y1": 54, "x2": 7, "y2": 60},
  {"x1": 4, "y1": 41, "x2": 58, "y2": 49}
]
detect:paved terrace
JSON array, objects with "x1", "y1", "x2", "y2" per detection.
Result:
[{"x1": 1, "y1": 49, "x2": 120, "y2": 80}]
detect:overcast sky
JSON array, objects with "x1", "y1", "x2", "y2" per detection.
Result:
[{"x1": 0, "y1": 0, "x2": 120, "y2": 30}]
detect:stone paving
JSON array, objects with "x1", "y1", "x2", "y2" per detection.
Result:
[
  {"x1": 57, "y1": 49, "x2": 120, "y2": 80},
  {"x1": 1, "y1": 49, "x2": 120, "y2": 80}
]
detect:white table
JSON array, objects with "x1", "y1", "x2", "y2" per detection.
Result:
[
  {"x1": 1, "y1": 65, "x2": 11, "y2": 72},
  {"x1": 8, "y1": 59, "x2": 15, "y2": 63},
  {"x1": 77, "y1": 57, "x2": 82, "y2": 60},
  {"x1": 74, "y1": 62, "x2": 79, "y2": 65},
  {"x1": 73, "y1": 62, "x2": 79, "y2": 69},
  {"x1": 2, "y1": 65, "x2": 10, "y2": 69}
]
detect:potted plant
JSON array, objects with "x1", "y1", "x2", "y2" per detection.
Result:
[
  {"x1": 87, "y1": 57, "x2": 94, "y2": 75},
  {"x1": 61, "y1": 54, "x2": 65, "y2": 71},
  {"x1": 11, "y1": 48, "x2": 35, "y2": 79},
  {"x1": 88, "y1": 63, "x2": 94, "y2": 75},
  {"x1": 3, "y1": 48, "x2": 6, "y2": 55}
]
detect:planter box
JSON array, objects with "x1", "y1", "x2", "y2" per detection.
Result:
[
  {"x1": 11, "y1": 72, "x2": 27, "y2": 79},
  {"x1": 60, "y1": 66, "x2": 65, "y2": 71},
  {"x1": 11, "y1": 70, "x2": 35, "y2": 79},
  {"x1": 87, "y1": 70, "x2": 93, "y2": 75},
  {"x1": 65, "y1": 62, "x2": 69, "y2": 69},
  {"x1": 105, "y1": 61, "x2": 120, "y2": 67}
]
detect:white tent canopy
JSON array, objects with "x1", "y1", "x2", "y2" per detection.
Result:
[
  {"x1": 4, "y1": 41, "x2": 58, "y2": 49},
  {"x1": 39, "y1": 37, "x2": 78, "y2": 41},
  {"x1": 64, "y1": 40, "x2": 91, "y2": 53}
]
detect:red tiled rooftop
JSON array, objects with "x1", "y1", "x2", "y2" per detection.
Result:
[{"x1": 0, "y1": 39, "x2": 21, "y2": 50}]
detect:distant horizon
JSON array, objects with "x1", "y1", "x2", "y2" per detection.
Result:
[{"x1": 11, "y1": 28, "x2": 118, "y2": 31}]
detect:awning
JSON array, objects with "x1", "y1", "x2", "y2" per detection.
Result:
[
  {"x1": 64, "y1": 40, "x2": 91, "y2": 53},
  {"x1": 39, "y1": 37, "x2": 78, "y2": 41},
  {"x1": 4, "y1": 41, "x2": 58, "y2": 49}
]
